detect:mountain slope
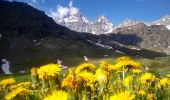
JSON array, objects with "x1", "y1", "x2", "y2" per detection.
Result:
[
  {"x1": 113, "y1": 23, "x2": 170, "y2": 54},
  {"x1": 0, "y1": 1, "x2": 71, "y2": 38},
  {"x1": 0, "y1": 0, "x2": 116, "y2": 73},
  {"x1": 50, "y1": 3, "x2": 170, "y2": 55},
  {"x1": 116, "y1": 18, "x2": 143, "y2": 28},
  {"x1": 0, "y1": 0, "x2": 167, "y2": 73}
]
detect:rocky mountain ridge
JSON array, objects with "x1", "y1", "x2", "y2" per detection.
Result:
[
  {"x1": 51, "y1": 2, "x2": 170, "y2": 35},
  {"x1": 0, "y1": 0, "x2": 168, "y2": 73}
]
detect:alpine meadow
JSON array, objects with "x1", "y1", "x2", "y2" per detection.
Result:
[{"x1": 1, "y1": 0, "x2": 170, "y2": 100}]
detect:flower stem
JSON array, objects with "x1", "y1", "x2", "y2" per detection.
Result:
[{"x1": 123, "y1": 66, "x2": 125, "y2": 80}]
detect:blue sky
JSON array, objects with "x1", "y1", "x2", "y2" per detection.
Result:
[{"x1": 13, "y1": 0, "x2": 170, "y2": 24}]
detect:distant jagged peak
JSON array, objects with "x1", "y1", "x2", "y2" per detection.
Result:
[
  {"x1": 96, "y1": 16, "x2": 108, "y2": 22},
  {"x1": 49, "y1": 0, "x2": 170, "y2": 34},
  {"x1": 96, "y1": 16, "x2": 112, "y2": 24},
  {"x1": 161, "y1": 14, "x2": 170, "y2": 19},
  {"x1": 49, "y1": 0, "x2": 89, "y2": 23},
  {"x1": 61, "y1": 13, "x2": 90, "y2": 23},
  {"x1": 117, "y1": 18, "x2": 143, "y2": 28},
  {"x1": 151, "y1": 15, "x2": 170, "y2": 25},
  {"x1": 150, "y1": 14, "x2": 170, "y2": 29}
]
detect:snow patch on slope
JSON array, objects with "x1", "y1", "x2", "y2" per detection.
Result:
[
  {"x1": 95, "y1": 43, "x2": 113, "y2": 49},
  {"x1": 166, "y1": 25, "x2": 170, "y2": 30},
  {"x1": 86, "y1": 40, "x2": 113, "y2": 49},
  {"x1": 114, "y1": 50, "x2": 124, "y2": 54}
]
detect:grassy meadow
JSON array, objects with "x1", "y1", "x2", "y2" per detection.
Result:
[{"x1": 1, "y1": 56, "x2": 170, "y2": 100}]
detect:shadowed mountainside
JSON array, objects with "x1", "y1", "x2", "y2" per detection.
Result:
[{"x1": 0, "y1": 0, "x2": 167, "y2": 73}]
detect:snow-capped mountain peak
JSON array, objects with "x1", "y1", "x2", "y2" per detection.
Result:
[
  {"x1": 94, "y1": 16, "x2": 114, "y2": 33},
  {"x1": 97, "y1": 16, "x2": 109, "y2": 23},
  {"x1": 116, "y1": 18, "x2": 142, "y2": 28},
  {"x1": 64, "y1": 7, "x2": 91, "y2": 23},
  {"x1": 150, "y1": 15, "x2": 170, "y2": 29},
  {"x1": 82, "y1": 16, "x2": 90, "y2": 23},
  {"x1": 49, "y1": 0, "x2": 116, "y2": 35},
  {"x1": 50, "y1": 1, "x2": 115, "y2": 35},
  {"x1": 96, "y1": 16, "x2": 113, "y2": 26},
  {"x1": 50, "y1": 1, "x2": 170, "y2": 35},
  {"x1": 64, "y1": 14, "x2": 82, "y2": 23},
  {"x1": 161, "y1": 15, "x2": 170, "y2": 20}
]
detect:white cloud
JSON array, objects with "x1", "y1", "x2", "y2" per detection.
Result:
[
  {"x1": 49, "y1": 0, "x2": 80, "y2": 20},
  {"x1": 70, "y1": 7, "x2": 79, "y2": 15},
  {"x1": 69, "y1": 0, "x2": 73, "y2": 8},
  {"x1": 50, "y1": 5, "x2": 69, "y2": 20}
]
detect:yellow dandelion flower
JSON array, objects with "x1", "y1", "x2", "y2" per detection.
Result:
[
  {"x1": 114, "y1": 56, "x2": 142, "y2": 71},
  {"x1": 37, "y1": 63, "x2": 61, "y2": 79},
  {"x1": 95, "y1": 68, "x2": 107, "y2": 85},
  {"x1": 123, "y1": 76, "x2": 133, "y2": 87},
  {"x1": 44, "y1": 90, "x2": 68, "y2": 100},
  {"x1": 115, "y1": 56, "x2": 133, "y2": 63},
  {"x1": 10, "y1": 82, "x2": 31, "y2": 90},
  {"x1": 75, "y1": 63, "x2": 96, "y2": 74},
  {"x1": 99, "y1": 61, "x2": 115, "y2": 81},
  {"x1": 76, "y1": 71, "x2": 96, "y2": 90},
  {"x1": 114, "y1": 60, "x2": 141, "y2": 71},
  {"x1": 99, "y1": 60, "x2": 113, "y2": 71},
  {"x1": 156, "y1": 78, "x2": 170, "y2": 89},
  {"x1": 5, "y1": 87, "x2": 29, "y2": 100},
  {"x1": 166, "y1": 74, "x2": 170, "y2": 78},
  {"x1": 132, "y1": 69, "x2": 142, "y2": 74},
  {"x1": 77, "y1": 71, "x2": 95, "y2": 82},
  {"x1": 31, "y1": 67, "x2": 37, "y2": 75},
  {"x1": 146, "y1": 93, "x2": 154, "y2": 100},
  {"x1": 138, "y1": 90, "x2": 146, "y2": 96},
  {"x1": 61, "y1": 68, "x2": 77, "y2": 90},
  {"x1": 139, "y1": 73, "x2": 156, "y2": 84},
  {"x1": 0, "y1": 78, "x2": 16, "y2": 88},
  {"x1": 110, "y1": 91, "x2": 135, "y2": 100}
]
